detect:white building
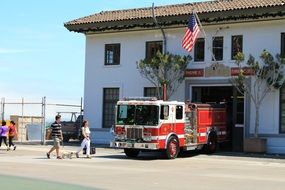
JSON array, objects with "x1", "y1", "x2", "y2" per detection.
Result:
[{"x1": 65, "y1": 0, "x2": 285, "y2": 153}]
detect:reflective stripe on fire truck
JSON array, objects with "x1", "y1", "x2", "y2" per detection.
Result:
[
  {"x1": 199, "y1": 133, "x2": 207, "y2": 137},
  {"x1": 151, "y1": 134, "x2": 184, "y2": 140}
]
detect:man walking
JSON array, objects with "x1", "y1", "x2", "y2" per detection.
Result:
[{"x1": 46, "y1": 115, "x2": 63, "y2": 159}]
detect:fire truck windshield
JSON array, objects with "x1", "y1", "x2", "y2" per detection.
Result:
[{"x1": 117, "y1": 105, "x2": 159, "y2": 126}]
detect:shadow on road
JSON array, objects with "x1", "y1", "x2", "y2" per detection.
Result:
[
  {"x1": 211, "y1": 151, "x2": 285, "y2": 160},
  {"x1": 97, "y1": 148, "x2": 285, "y2": 161},
  {"x1": 95, "y1": 149, "x2": 201, "y2": 161}
]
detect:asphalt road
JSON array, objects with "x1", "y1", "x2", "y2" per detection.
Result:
[{"x1": 0, "y1": 145, "x2": 285, "y2": 190}]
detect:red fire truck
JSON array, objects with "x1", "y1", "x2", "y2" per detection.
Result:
[{"x1": 110, "y1": 97, "x2": 228, "y2": 159}]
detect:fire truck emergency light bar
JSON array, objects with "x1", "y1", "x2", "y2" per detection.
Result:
[{"x1": 122, "y1": 97, "x2": 158, "y2": 101}]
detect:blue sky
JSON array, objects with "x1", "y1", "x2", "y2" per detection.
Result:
[{"x1": 0, "y1": 0, "x2": 205, "y2": 103}]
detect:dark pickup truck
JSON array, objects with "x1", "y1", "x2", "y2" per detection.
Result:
[{"x1": 61, "y1": 113, "x2": 83, "y2": 142}]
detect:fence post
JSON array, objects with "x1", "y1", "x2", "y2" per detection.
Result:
[
  {"x1": 79, "y1": 97, "x2": 83, "y2": 138},
  {"x1": 80, "y1": 97, "x2": 83, "y2": 117},
  {"x1": 1, "y1": 97, "x2": 5, "y2": 121},
  {"x1": 21, "y1": 97, "x2": 24, "y2": 143},
  {"x1": 41, "y1": 96, "x2": 47, "y2": 145}
]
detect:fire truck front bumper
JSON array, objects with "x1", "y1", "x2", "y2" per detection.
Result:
[{"x1": 110, "y1": 141, "x2": 159, "y2": 150}]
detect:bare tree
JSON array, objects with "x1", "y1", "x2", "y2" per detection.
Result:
[
  {"x1": 137, "y1": 51, "x2": 191, "y2": 100},
  {"x1": 233, "y1": 50, "x2": 285, "y2": 137}
]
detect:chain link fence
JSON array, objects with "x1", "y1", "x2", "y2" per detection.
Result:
[{"x1": 0, "y1": 97, "x2": 83, "y2": 144}]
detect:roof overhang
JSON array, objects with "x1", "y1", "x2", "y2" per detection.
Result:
[{"x1": 64, "y1": 6, "x2": 285, "y2": 34}]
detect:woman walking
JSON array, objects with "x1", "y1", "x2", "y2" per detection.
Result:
[
  {"x1": 0, "y1": 121, "x2": 9, "y2": 150},
  {"x1": 8, "y1": 121, "x2": 17, "y2": 151},
  {"x1": 76, "y1": 120, "x2": 91, "y2": 158}
]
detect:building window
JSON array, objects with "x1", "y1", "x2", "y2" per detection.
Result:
[
  {"x1": 231, "y1": 35, "x2": 243, "y2": 60},
  {"x1": 144, "y1": 87, "x2": 161, "y2": 98},
  {"x1": 281, "y1": 33, "x2": 285, "y2": 57},
  {"x1": 105, "y1": 44, "x2": 120, "y2": 65},
  {"x1": 146, "y1": 41, "x2": 163, "y2": 61},
  {"x1": 212, "y1": 37, "x2": 223, "y2": 61},
  {"x1": 103, "y1": 88, "x2": 119, "y2": 128},
  {"x1": 280, "y1": 85, "x2": 285, "y2": 133},
  {"x1": 194, "y1": 38, "x2": 205, "y2": 62}
]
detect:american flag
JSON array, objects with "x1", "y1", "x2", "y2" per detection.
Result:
[{"x1": 182, "y1": 14, "x2": 200, "y2": 52}]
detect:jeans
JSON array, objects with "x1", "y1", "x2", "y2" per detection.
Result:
[
  {"x1": 9, "y1": 136, "x2": 15, "y2": 147},
  {"x1": 0, "y1": 136, "x2": 8, "y2": 147}
]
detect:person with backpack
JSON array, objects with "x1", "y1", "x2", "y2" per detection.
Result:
[
  {"x1": 0, "y1": 121, "x2": 9, "y2": 150},
  {"x1": 8, "y1": 121, "x2": 17, "y2": 151}
]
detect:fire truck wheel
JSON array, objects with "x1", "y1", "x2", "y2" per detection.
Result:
[
  {"x1": 165, "y1": 136, "x2": 179, "y2": 159},
  {"x1": 124, "y1": 149, "x2": 140, "y2": 158},
  {"x1": 204, "y1": 133, "x2": 217, "y2": 154}
]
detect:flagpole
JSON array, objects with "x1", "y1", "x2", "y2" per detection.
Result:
[
  {"x1": 152, "y1": 3, "x2": 167, "y2": 54},
  {"x1": 193, "y1": 10, "x2": 217, "y2": 63}
]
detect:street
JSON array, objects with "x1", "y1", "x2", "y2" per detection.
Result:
[{"x1": 0, "y1": 145, "x2": 285, "y2": 190}]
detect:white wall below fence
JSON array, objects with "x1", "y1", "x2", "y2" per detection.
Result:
[
  {"x1": 267, "y1": 138, "x2": 285, "y2": 154},
  {"x1": 90, "y1": 129, "x2": 113, "y2": 145}
]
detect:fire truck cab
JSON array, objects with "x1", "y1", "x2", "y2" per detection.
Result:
[{"x1": 110, "y1": 97, "x2": 228, "y2": 159}]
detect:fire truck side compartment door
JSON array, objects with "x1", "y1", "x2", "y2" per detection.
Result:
[{"x1": 169, "y1": 105, "x2": 176, "y2": 132}]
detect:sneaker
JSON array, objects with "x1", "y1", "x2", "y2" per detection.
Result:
[
  {"x1": 76, "y1": 152, "x2": 79, "y2": 158},
  {"x1": 56, "y1": 156, "x2": 62, "y2": 159},
  {"x1": 86, "y1": 155, "x2": 92, "y2": 159},
  {"x1": 46, "y1": 153, "x2": 50, "y2": 159},
  {"x1": 13, "y1": 146, "x2": 16, "y2": 151}
]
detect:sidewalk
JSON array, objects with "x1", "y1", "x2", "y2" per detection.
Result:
[
  {"x1": 0, "y1": 144, "x2": 121, "y2": 157},
  {"x1": 1, "y1": 144, "x2": 285, "y2": 162},
  {"x1": 14, "y1": 140, "x2": 110, "y2": 148}
]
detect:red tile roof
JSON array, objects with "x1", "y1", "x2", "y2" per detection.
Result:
[{"x1": 64, "y1": 0, "x2": 285, "y2": 32}]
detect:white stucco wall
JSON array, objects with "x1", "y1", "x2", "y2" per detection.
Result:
[
  {"x1": 84, "y1": 18, "x2": 285, "y2": 151},
  {"x1": 84, "y1": 30, "x2": 168, "y2": 143}
]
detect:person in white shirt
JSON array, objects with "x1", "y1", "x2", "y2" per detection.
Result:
[{"x1": 76, "y1": 120, "x2": 91, "y2": 158}]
